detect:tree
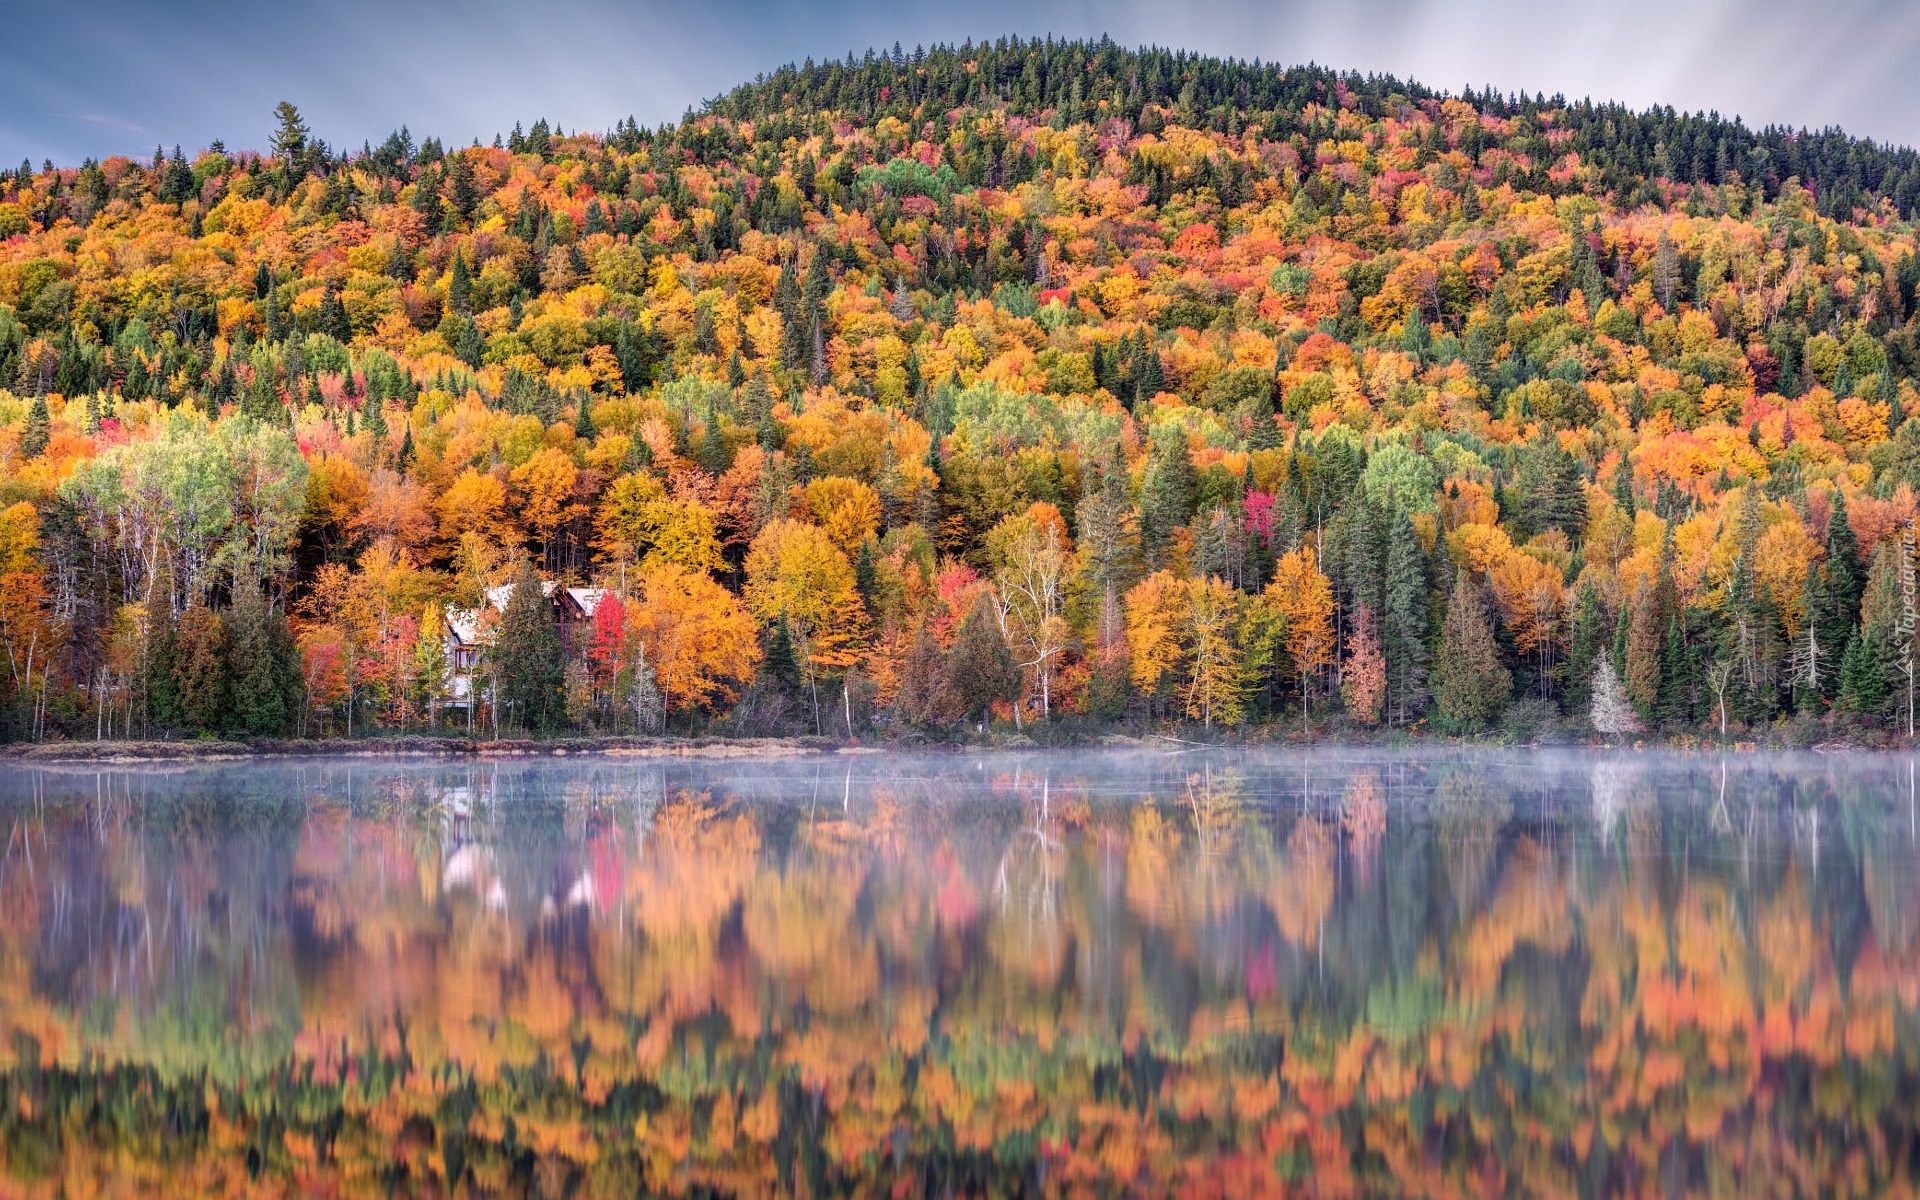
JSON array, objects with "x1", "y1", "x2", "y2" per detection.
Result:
[
  {"x1": 1589, "y1": 658, "x2": 1642, "y2": 740},
  {"x1": 744, "y1": 519, "x2": 866, "y2": 729},
  {"x1": 1182, "y1": 576, "x2": 1244, "y2": 729},
  {"x1": 627, "y1": 562, "x2": 761, "y2": 718},
  {"x1": 1265, "y1": 547, "x2": 1336, "y2": 719},
  {"x1": 1623, "y1": 579, "x2": 1663, "y2": 719},
  {"x1": 512, "y1": 448, "x2": 582, "y2": 571},
  {"x1": 1341, "y1": 604, "x2": 1386, "y2": 726},
  {"x1": 1381, "y1": 506, "x2": 1429, "y2": 725},
  {"x1": 1125, "y1": 570, "x2": 1185, "y2": 715},
  {"x1": 225, "y1": 579, "x2": 298, "y2": 737},
  {"x1": 19, "y1": 395, "x2": 49, "y2": 458},
  {"x1": 942, "y1": 592, "x2": 1019, "y2": 727},
  {"x1": 1431, "y1": 569, "x2": 1510, "y2": 730},
  {"x1": 270, "y1": 101, "x2": 311, "y2": 163},
  {"x1": 1139, "y1": 426, "x2": 1195, "y2": 568},
  {"x1": 987, "y1": 504, "x2": 1074, "y2": 721},
  {"x1": 494, "y1": 561, "x2": 564, "y2": 734}
]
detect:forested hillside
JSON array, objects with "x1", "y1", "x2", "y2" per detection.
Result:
[{"x1": 6, "y1": 36, "x2": 1920, "y2": 743}]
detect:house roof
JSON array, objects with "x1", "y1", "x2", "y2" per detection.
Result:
[
  {"x1": 446, "y1": 607, "x2": 486, "y2": 645},
  {"x1": 484, "y1": 580, "x2": 558, "y2": 613},
  {"x1": 565, "y1": 587, "x2": 610, "y2": 618}
]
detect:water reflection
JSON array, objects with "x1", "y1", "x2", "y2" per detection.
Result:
[{"x1": 1, "y1": 751, "x2": 1918, "y2": 1195}]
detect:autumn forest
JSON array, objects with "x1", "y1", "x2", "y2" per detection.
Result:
[{"x1": 8, "y1": 39, "x2": 1920, "y2": 744}]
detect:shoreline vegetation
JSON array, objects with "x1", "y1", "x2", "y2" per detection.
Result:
[
  {"x1": 1, "y1": 719, "x2": 1907, "y2": 763},
  {"x1": 10, "y1": 41, "x2": 1920, "y2": 753}
]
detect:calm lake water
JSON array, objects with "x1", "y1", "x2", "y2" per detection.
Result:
[{"x1": 0, "y1": 750, "x2": 1917, "y2": 1196}]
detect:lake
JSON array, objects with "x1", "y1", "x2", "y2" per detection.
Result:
[{"x1": 0, "y1": 749, "x2": 1916, "y2": 1195}]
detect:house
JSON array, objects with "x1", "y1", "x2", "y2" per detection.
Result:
[{"x1": 442, "y1": 580, "x2": 615, "y2": 712}]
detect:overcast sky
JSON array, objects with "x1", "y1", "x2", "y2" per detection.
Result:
[{"x1": 5, "y1": 0, "x2": 1919, "y2": 167}]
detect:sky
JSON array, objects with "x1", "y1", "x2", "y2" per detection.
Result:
[{"x1": 4, "y1": 0, "x2": 1919, "y2": 168}]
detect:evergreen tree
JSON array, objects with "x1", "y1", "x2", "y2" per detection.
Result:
[
  {"x1": 764, "y1": 615, "x2": 801, "y2": 690},
  {"x1": 942, "y1": 593, "x2": 1020, "y2": 726},
  {"x1": 1655, "y1": 619, "x2": 1692, "y2": 728},
  {"x1": 1342, "y1": 487, "x2": 1381, "y2": 625},
  {"x1": 1381, "y1": 506, "x2": 1429, "y2": 725},
  {"x1": 1817, "y1": 491, "x2": 1864, "y2": 690},
  {"x1": 19, "y1": 394, "x2": 49, "y2": 458},
  {"x1": 1430, "y1": 569, "x2": 1510, "y2": 730},
  {"x1": 1139, "y1": 426, "x2": 1196, "y2": 568},
  {"x1": 1564, "y1": 581, "x2": 1606, "y2": 717},
  {"x1": 225, "y1": 581, "x2": 296, "y2": 737},
  {"x1": 1623, "y1": 581, "x2": 1663, "y2": 720},
  {"x1": 448, "y1": 249, "x2": 471, "y2": 313},
  {"x1": 494, "y1": 561, "x2": 564, "y2": 734},
  {"x1": 174, "y1": 606, "x2": 228, "y2": 735}
]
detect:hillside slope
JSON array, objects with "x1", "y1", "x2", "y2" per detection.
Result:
[{"x1": 3, "y1": 37, "x2": 1920, "y2": 743}]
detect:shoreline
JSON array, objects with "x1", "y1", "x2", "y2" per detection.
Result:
[
  {"x1": 0, "y1": 731, "x2": 1907, "y2": 765},
  {"x1": 0, "y1": 735, "x2": 859, "y2": 764}
]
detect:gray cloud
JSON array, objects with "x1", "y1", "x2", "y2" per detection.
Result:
[{"x1": 2, "y1": 0, "x2": 1917, "y2": 166}]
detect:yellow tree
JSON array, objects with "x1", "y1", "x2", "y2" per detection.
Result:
[
  {"x1": 437, "y1": 467, "x2": 516, "y2": 551},
  {"x1": 1182, "y1": 576, "x2": 1244, "y2": 729},
  {"x1": 1488, "y1": 548, "x2": 1567, "y2": 700},
  {"x1": 628, "y1": 562, "x2": 763, "y2": 716},
  {"x1": 511, "y1": 446, "x2": 582, "y2": 570},
  {"x1": 1125, "y1": 570, "x2": 1185, "y2": 716},
  {"x1": 803, "y1": 476, "x2": 882, "y2": 559},
  {"x1": 1265, "y1": 547, "x2": 1335, "y2": 718},
  {"x1": 744, "y1": 518, "x2": 868, "y2": 729},
  {"x1": 986, "y1": 503, "x2": 1075, "y2": 723}
]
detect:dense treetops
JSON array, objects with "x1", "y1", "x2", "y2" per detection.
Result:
[{"x1": 7, "y1": 37, "x2": 1920, "y2": 742}]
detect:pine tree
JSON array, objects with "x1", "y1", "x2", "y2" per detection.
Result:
[
  {"x1": 1623, "y1": 581, "x2": 1663, "y2": 720},
  {"x1": 494, "y1": 561, "x2": 564, "y2": 735},
  {"x1": 19, "y1": 394, "x2": 49, "y2": 458},
  {"x1": 1431, "y1": 569, "x2": 1510, "y2": 730},
  {"x1": 1139, "y1": 426, "x2": 1195, "y2": 569},
  {"x1": 1564, "y1": 581, "x2": 1605, "y2": 716},
  {"x1": 225, "y1": 580, "x2": 294, "y2": 737},
  {"x1": 942, "y1": 593, "x2": 1019, "y2": 726},
  {"x1": 448, "y1": 249, "x2": 471, "y2": 313},
  {"x1": 1655, "y1": 619, "x2": 1692, "y2": 728},
  {"x1": 1381, "y1": 506, "x2": 1429, "y2": 724},
  {"x1": 1817, "y1": 491, "x2": 1864, "y2": 693}
]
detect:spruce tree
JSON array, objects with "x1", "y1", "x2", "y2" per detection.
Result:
[
  {"x1": 494, "y1": 561, "x2": 564, "y2": 735},
  {"x1": 448, "y1": 249, "x2": 471, "y2": 314},
  {"x1": 225, "y1": 581, "x2": 293, "y2": 737},
  {"x1": 1139, "y1": 425, "x2": 1196, "y2": 568},
  {"x1": 1564, "y1": 581, "x2": 1605, "y2": 716},
  {"x1": 1817, "y1": 491, "x2": 1864, "y2": 690},
  {"x1": 19, "y1": 394, "x2": 49, "y2": 458},
  {"x1": 1430, "y1": 569, "x2": 1510, "y2": 730},
  {"x1": 942, "y1": 593, "x2": 1020, "y2": 726},
  {"x1": 1655, "y1": 619, "x2": 1692, "y2": 728},
  {"x1": 1342, "y1": 487, "x2": 1381, "y2": 625},
  {"x1": 1381, "y1": 505, "x2": 1429, "y2": 725}
]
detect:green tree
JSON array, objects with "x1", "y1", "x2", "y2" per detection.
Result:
[
  {"x1": 224, "y1": 580, "x2": 299, "y2": 737},
  {"x1": 1381, "y1": 506, "x2": 1429, "y2": 725},
  {"x1": 495, "y1": 561, "x2": 564, "y2": 734},
  {"x1": 270, "y1": 101, "x2": 311, "y2": 163},
  {"x1": 19, "y1": 395, "x2": 49, "y2": 458},
  {"x1": 942, "y1": 592, "x2": 1019, "y2": 726},
  {"x1": 1430, "y1": 569, "x2": 1510, "y2": 730},
  {"x1": 1564, "y1": 580, "x2": 1605, "y2": 716}
]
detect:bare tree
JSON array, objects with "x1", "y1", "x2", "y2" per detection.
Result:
[{"x1": 1590, "y1": 659, "x2": 1643, "y2": 742}]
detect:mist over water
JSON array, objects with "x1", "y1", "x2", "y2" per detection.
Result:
[{"x1": 0, "y1": 749, "x2": 1917, "y2": 1193}]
